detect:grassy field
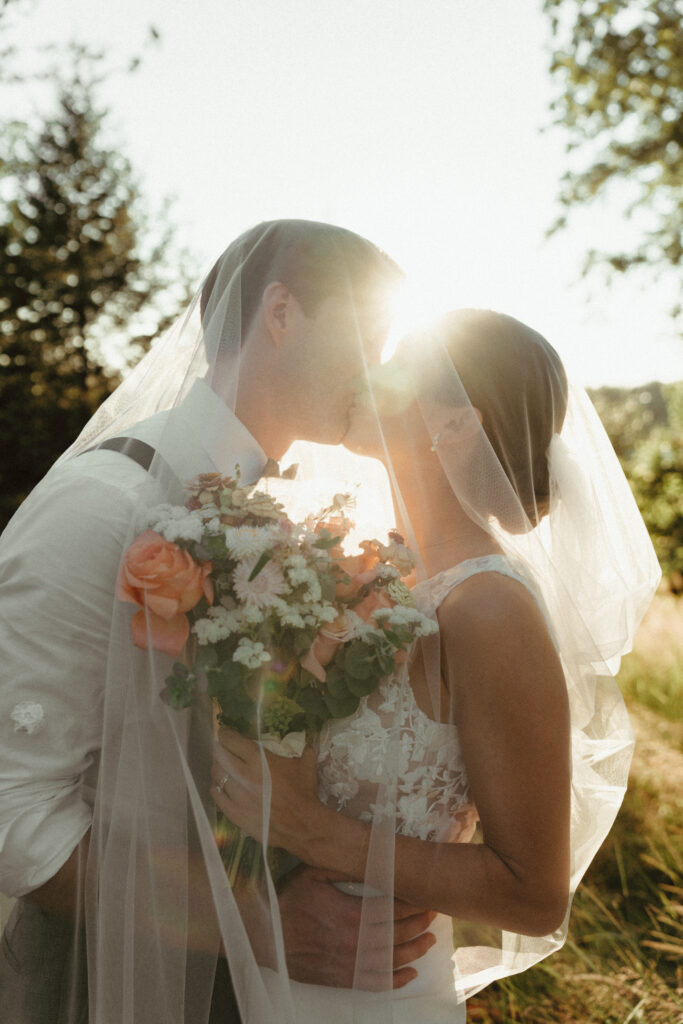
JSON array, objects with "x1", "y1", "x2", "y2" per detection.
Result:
[
  {"x1": 2, "y1": 597, "x2": 681, "y2": 1021},
  {"x1": 470, "y1": 593, "x2": 683, "y2": 1024}
]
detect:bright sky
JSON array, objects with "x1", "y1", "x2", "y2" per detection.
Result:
[{"x1": 4, "y1": 0, "x2": 681, "y2": 387}]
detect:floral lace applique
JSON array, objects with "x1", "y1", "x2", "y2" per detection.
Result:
[
  {"x1": 316, "y1": 556, "x2": 534, "y2": 845},
  {"x1": 10, "y1": 701, "x2": 45, "y2": 735}
]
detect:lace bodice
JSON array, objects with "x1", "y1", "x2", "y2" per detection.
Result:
[{"x1": 316, "y1": 555, "x2": 532, "y2": 844}]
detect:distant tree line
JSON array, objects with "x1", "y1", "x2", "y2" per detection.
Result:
[{"x1": 589, "y1": 381, "x2": 683, "y2": 590}]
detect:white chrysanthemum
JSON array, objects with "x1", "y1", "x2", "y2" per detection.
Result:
[
  {"x1": 375, "y1": 564, "x2": 401, "y2": 581},
  {"x1": 233, "y1": 557, "x2": 288, "y2": 609},
  {"x1": 345, "y1": 610, "x2": 384, "y2": 642},
  {"x1": 243, "y1": 603, "x2": 267, "y2": 624},
  {"x1": 373, "y1": 605, "x2": 438, "y2": 637},
  {"x1": 232, "y1": 638, "x2": 272, "y2": 670},
  {"x1": 310, "y1": 603, "x2": 338, "y2": 624},
  {"x1": 146, "y1": 503, "x2": 175, "y2": 528},
  {"x1": 271, "y1": 599, "x2": 307, "y2": 630},
  {"x1": 287, "y1": 565, "x2": 323, "y2": 604},
  {"x1": 192, "y1": 618, "x2": 221, "y2": 645},
  {"x1": 192, "y1": 606, "x2": 243, "y2": 645},
  {"x1": 286, "y1": 566, "x2": 313, "y2": 587},
  {"x1": 284, "y1": 553, "x2": 307, "y2": 570},
  {"x1": 225, "y1": 524, "x2": 275, "y2": 561},
  {"x1": 160, "y1": 513, "x2": 205, "y2": 544}
]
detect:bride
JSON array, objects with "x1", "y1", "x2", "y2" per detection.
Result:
[{"x1": 212, "y1": 308, "x2": 660, "y2": 1021}]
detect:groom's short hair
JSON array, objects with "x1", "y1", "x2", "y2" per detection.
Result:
[{"x1": 200, "y1": 219, "x2": 403, "y2": 339}]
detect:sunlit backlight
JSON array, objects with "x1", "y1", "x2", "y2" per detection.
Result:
[{"x1": 381, "y1": 273, "x2": 458, "y2": 364}]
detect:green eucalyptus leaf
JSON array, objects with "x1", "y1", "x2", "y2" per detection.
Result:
[
  {"x1": 344, "y1": 642, "x2": 375, "y2": 680},
  {"x1": 297, "y1": 685, "x2": 328, "y2": 718},
  {"x1": 346, "y1": 670, "x2": 380, "y2": 698},
  {"x1": 324, "y1": 665, "x2": 350, "y2": 698},
  {"x1": 323, "y1": 691, "x2": 360, "y2": 719}
]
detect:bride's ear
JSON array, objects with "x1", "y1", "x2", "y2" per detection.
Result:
[
  {"x1": 430, "y1": 406, "x2": 483, "y2": 451},
  {"x1": 262, "y1": 282, "x2": 293, "y2": 347}
]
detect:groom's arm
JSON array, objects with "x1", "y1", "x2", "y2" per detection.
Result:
[{"x1": 0, "y1": 458, "x2": 140, "y2": 901}]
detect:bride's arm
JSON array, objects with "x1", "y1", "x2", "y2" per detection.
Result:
[{"x1": 214, "y1": 573, "x2": 571, "y2": 938}]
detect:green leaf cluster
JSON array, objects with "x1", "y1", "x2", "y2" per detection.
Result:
[
  {"x1": 161, "y1": 663, "x2": 198, "y2": 710},
  {"x1": 590, "y1": 380, "x2": 683, "y2": 587},
  {"x1": 545, "y1": 0, "x2": 683, "y2": 317}
]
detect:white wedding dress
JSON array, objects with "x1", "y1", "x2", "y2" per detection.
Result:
[{"x1": 261, "y1": 555, "x2": 534, "y2": 1023}]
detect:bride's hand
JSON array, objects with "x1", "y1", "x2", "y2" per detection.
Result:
[{"x1": 211, "y1": 727, "x2": 324, "y2": 859}]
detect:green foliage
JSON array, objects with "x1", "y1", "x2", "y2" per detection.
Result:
[
  {"x1": 618, "y1": 650, "x2": 683, "y2": 720},
  {"x1": 545, "y1": 0, "x2": 683, "y2": 311},
  {"x1": 0, "y1": 53, "x2": 192, "y2": 528},
  {"x1": 161, "y1": 663, "x2": 198, "y2": 710},
  {"x1": 588, "y1": 381, "x2": 669, "y2": 460},
  {"x1": 471, "y1": 632, "x2": 683, "y2": 1023},
  {"x1": 629, "y1": 423, "x2": 683, "y2": 586},
  {"x1": 589, "y1": 380, "x2": 683, "y2": 586}
]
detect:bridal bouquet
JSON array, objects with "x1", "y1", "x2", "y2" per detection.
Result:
[{"x1": 117, "y1": 470, "x2": 436, "y2": 887}]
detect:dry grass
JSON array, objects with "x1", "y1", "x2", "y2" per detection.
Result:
[{"x1": 470, "y1": 595, "x2": 683, "y2": 1024}]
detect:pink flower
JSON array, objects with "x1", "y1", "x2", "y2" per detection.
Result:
[
  {"x1": 232, "y1": 557, "x2": 288, "y2": 609},
  {"x1": 117, "y1": 530, "x2": 213, "y2": 656},
  {"x1": 352, "y1": 588, "x2": 393, "y2": 627},
  {"x1": 301, "y1": 622, "x2": 347, "y2": 683},
  {"x1": 334, "y1": 542, "x2": 381, "y2": 599}
]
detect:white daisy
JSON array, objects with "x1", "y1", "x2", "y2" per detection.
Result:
[
  {"x1": 225, "y1": 524, "x2": 275, "y2": 561},
  {"x1": 233, "y1": 556, "x2": 288, "y2": 609}
]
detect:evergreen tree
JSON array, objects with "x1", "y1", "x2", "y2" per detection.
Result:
[{"x1": 0, "y1": 61, "x2": 192, "y2": 527}]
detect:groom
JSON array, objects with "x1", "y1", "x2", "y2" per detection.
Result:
[{"x1": 0, "y1": 220, "x2": 436, "y2": 1022}]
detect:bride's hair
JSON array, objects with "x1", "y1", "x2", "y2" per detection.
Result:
[
  {"x1": 200, "y1": 219, "x2": 403, "y2": 338},
  {"x1": 428, "y1": 309, "x2": 568, "y2": 526}
]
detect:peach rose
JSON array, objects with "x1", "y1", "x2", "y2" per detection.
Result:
[
  {"x1": 300, "y1": 612, "x2": 356, "y2": 682},
  {"x1": 352, "y1": 588, "x2": 393, "y2": 627},
  {"x1": 334, "y1": 541, "x2": 381, "y2": 599},
  {"x1": 117, "y1": 530, "x2": 213, "y2": 657}
]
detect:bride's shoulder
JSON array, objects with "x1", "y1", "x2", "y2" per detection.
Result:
[{"x1": 436, "y1": 568, "x2": 558, "y2": 676}]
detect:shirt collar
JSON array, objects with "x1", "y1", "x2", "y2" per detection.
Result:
[{"x1": 128, "y1": 379, "x2": 268, "y2": 487}]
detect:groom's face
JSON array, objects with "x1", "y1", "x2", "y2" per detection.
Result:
[{"x1": 288, "y1": 290, "x2": 392, "y2": 445}]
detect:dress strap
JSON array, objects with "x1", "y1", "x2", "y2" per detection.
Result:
[{"x1": 425, "y1": 554, "x2": 536, "y2": 609}]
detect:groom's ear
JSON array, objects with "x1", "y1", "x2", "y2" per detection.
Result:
[{"x1": 262, "y1": 282, "x2": 292, "y2": 347}]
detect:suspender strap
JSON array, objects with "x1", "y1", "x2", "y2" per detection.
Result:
[{"x1": 86, "y1": 436, "x2": 159, "y2": 472}]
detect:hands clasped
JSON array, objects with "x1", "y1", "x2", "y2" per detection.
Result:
[{"x1": 210, "y1": 728, "x2": 438, "y2": 990}]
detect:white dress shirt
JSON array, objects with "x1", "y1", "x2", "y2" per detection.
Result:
[{"x1": 0, "y1": 381, "x2": 266, "y2": 897}]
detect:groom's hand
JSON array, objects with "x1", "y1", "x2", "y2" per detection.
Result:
[{"x1": 277, "y1": 864, "x2": 437, "y2": 990}]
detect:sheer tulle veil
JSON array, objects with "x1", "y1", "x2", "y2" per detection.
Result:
[{"x1": 2, "y1": 220, "x2": 659, "y2": 1022}]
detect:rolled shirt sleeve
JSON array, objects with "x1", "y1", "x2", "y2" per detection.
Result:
[{"x1": 0, "y1": 455, "x2": 142, "y2": 897}]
